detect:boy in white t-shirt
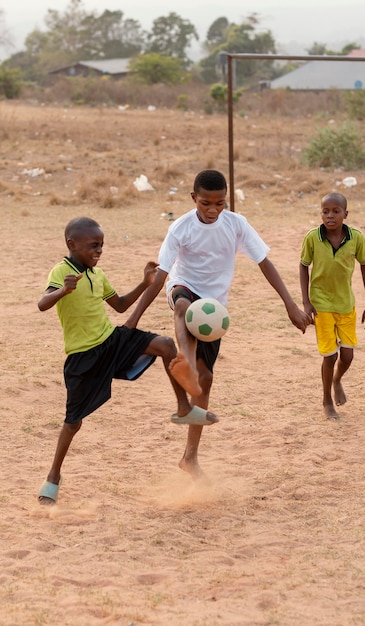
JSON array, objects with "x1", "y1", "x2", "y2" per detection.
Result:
[{"x1": 126, "y1": 170, "x2": 311, "y2": 479}]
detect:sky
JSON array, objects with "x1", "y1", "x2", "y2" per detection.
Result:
[{"x1": 1, "y1": 0, "x2": 365, "y2": 60}]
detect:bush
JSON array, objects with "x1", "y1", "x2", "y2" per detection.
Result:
[
  {"x1": 210, "y1": 83, "x2": 243, "y2": 111},
  {"x1": 302, "y1": 123, "x2": 365, "y2": 169},
  {"x1": 129, "y1": 53, "x2": 189, "y2": 85},
  {"x1": 0, "y1": 64, "x2": 22, "y2": 99},
  {"x1": 345, "y1": 90, "x2": 365, "y2": 121}
]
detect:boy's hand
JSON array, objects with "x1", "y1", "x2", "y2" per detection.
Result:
[
  {"x1": 304, "y1": 302, "x2": 317, "y2": 322},
  {"x1": 63, "y1": 273, "x2": 83, "y2": 294},
  {"x1": 143, "y1": 262, "x2": 158, "y2": 286},
  {"x1": 287, "y1": 304, "x2": 313, "y2": 334}
]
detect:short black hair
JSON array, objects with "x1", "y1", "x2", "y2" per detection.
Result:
[
  {"x1": 193, "y1": 170, "x2": 227, "y2": 194},
  {"x1": 321, "y1": 192, "x2": 347, "y2": 210},
  {"x1": 65, "y1": 217, "x2": 101, "y2": 242}
]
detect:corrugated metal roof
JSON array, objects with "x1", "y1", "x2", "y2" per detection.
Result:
[
  {"x1": 49, "y1": 58, "x2": 131, "y2": 76},
  {"x1": 78, "y1": 58, "x2": 131, "y2": 74},
  {"x1": 271, "y1": 58, "x2": 365, "y2": 90}
]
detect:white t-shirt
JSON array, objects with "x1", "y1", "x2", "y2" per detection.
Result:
[{"x1": 158, "y1": 209, "x2": 270, "y2": 306}]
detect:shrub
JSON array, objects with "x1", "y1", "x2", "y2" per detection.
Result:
[
  {"x1": 0, "y1": 64, "x2": 22, "y2": 99},
  {"x1": 345, "y1": 90, "x2": 365, "y2": 121},
  {"x1": 129, "y1": 53, "x2": 189, "y2": 85},
  {"x1": 176, "y1": 93, "x2": 188, "y2": 110},
  {"x1": 302, "y1": 123, "x2": 365, "y2": 169},
  {"x1": 210, "y1": 83, "x2": 243, "y2": 111}
]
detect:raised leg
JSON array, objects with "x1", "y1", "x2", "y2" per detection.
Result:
[
  {"x1": 169, "y1": 298, "x2": 202, "y2": 397},
  {"x1": 145, "y1": 335, "x2": 216, "y2": 423}
]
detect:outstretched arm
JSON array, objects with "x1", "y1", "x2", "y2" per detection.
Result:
[
  {"x1": 360, "y1": 265, "x2": 365, "y2": 324},
  {"x1": 124, "y1": 267, "x2": 168, "y2": 327},
  {"x1": 107, "y1": 261, "x2": 159, "y2": 314},
  {"x1": 299, "y1": 262, "x2": 317, "y2": 321},
  {"x1": 258, "y1": 257, "x2": 312, "y2": 333},
  {"x1": 38, "y1": 274, "x2": 83, "y2": 311}
]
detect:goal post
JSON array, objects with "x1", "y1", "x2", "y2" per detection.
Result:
[{"x1": 226, "y1": 53, "x2": 365, "y2": 211}]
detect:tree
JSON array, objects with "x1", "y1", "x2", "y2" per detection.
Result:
[
  {"x1": 146, "y1": 12, "x2": 198, "y2": 65},
  {"x1": 0, "y1": 8, "x2": 12, "y2": 50},
  {"x1": 6, "y1": 0, "x2": 146, "y2": 82},
  {"x1": 306, "y1": 42, "x2": 327, "y2": 56},
  {"x1": 306, "y1": 41, "x2": 360, "y2": 56},
  {"x1": 341, "y1": 42, "x2": 360, "y2": 55},
  {"x1": 204, "y1": 17, "x2": 229, "y2": 51},
  {"x1": 42, "y1": 0, "x2": 88, "y2": 57},
  {"x1": 129, "y1": 53, "x2": 189, "y2": 85},
  {"x1": 76, "y1": 10, "x2": 146, "y2": 58},
  {"x1": 199, "y1": 14, "x2": 276, "y2": 85}
]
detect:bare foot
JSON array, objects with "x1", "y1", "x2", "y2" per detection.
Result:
[
  {"x1": 333, "y1": 380, "x2": 346, "y2": 406},
  {"x1": 169, "y1": 353, "x2": 202, "y2": 397},
  {"x1": 179, "y1": 456, "x2": 209, "y2": 482},
  {"x1": 323, "y1": 404, "x2": 340, "y2": 420}
]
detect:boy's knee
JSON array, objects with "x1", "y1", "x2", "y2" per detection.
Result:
[
  {"x1": 340, "y1": 349, "x2": 353, "y2": 366},
  {"x1": 199, "y1": 369, "x2": 213, "y2": 393},
  {"x1": 324, "y1": 353, "x2": 337, "y2": 367},
  {"x1": 160, "y1": 335, "x2": 177, "y2": 359},
  {"x1": 64, "y1": 420, "x2": 82, "y2": 434}
]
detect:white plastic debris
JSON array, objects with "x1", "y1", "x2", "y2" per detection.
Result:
[
  {"x1": 235, "y1": 189, "x2": 245, "y2": 202},
  {"x1": 342, "y1": 176, "x2": 357, "y2": 188},
  {"x1": 133, "y1": 175, "x2": 155, "y2": 191},
  {"x1": 160, "y1": 211, "x2": 174, "y2": 220},
  {"x1": 21, "y1": 167, "x2": 45, "y2": 177},
  {"x1": 147, "y1": 105, "x2": 156, "y2": 112}
]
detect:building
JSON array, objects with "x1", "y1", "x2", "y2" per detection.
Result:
[
  {"x1": 270, "y1": 50, "x2": 365, "y2": 90},
  {"x1": 49, "y1": 58, "x2": 131, "y2": 79}
]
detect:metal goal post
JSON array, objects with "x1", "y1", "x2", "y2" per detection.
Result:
[{"x1": 225, "y1": 53, "x2": 365, "y2": 211}]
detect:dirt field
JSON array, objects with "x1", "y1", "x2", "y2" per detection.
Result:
[{"x1": 1, "y1": 101, "x2": 365, "y2": 626}]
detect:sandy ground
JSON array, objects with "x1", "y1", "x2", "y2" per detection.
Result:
[{"x1": 1, "y1": 102, "x2": 365, "y2": 626}]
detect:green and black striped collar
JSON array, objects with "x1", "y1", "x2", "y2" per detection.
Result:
[
  {"x1": 319, "y1": 223, "x2": 351, "y2": 243},
  {"x1": 64, "y1": 256, "x2": 96, "y2": 274}
]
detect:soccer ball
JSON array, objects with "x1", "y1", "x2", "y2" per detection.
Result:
[{"x1": 185, "y1": 297, "x2": 230, "y2": 342}]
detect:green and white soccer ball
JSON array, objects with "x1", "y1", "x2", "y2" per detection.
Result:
[{"x1": 185, "y1": 297, "x2": 230, "y2": 342}]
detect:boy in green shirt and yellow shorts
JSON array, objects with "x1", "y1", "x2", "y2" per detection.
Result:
[{"x1": 300, "y1": 192, "x2": 365, "y2": 419}]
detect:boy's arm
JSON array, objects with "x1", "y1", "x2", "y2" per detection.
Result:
[
  {"x1": 258, "y1": 257, "x2": 312, "y2": 333},
  {"x1": 124, "y1": 268, "x2": 168, "y2": 327},
  {"x1": 106, "y1": 261, "x2": 159, "y2": 314},
  {"x1": 38, "y1": 274, "x2": 83, "y2": 311},
  {"x1": 299, "y1": 262, "x2": 317, "y2": 320},
  {"x1": 360, "y1": 265, "x2": 365, "y2": 324}
]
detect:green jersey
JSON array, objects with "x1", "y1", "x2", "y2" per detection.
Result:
[
  {"x1": 300, "y1": 224, "x2": 365, "y2": 313},
  {"x1": 47, "y1": 257, "x2": 116, "y2": 354}
]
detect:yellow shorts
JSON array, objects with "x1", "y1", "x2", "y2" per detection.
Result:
[{"x1": 314, "y1": 308, "x2": 357, "y2": 356}]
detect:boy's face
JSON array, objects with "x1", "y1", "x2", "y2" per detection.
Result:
[
  {"x1": 67, "y1": 226, "x2": 104, "y2": 267},
  {"x1": 191, "y1": 188, "x2": 226, "y2": 224},
  {"x1": 321, "y1": 196, "x2": 348, "y2": 231}
]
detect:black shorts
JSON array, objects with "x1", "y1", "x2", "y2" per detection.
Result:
[
  {"x1": 64, "y1": 326, "x2": 157, "y2": 424},
  {"x1": 169, "y1": 285, "x2": 221, "y2": 373}
]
